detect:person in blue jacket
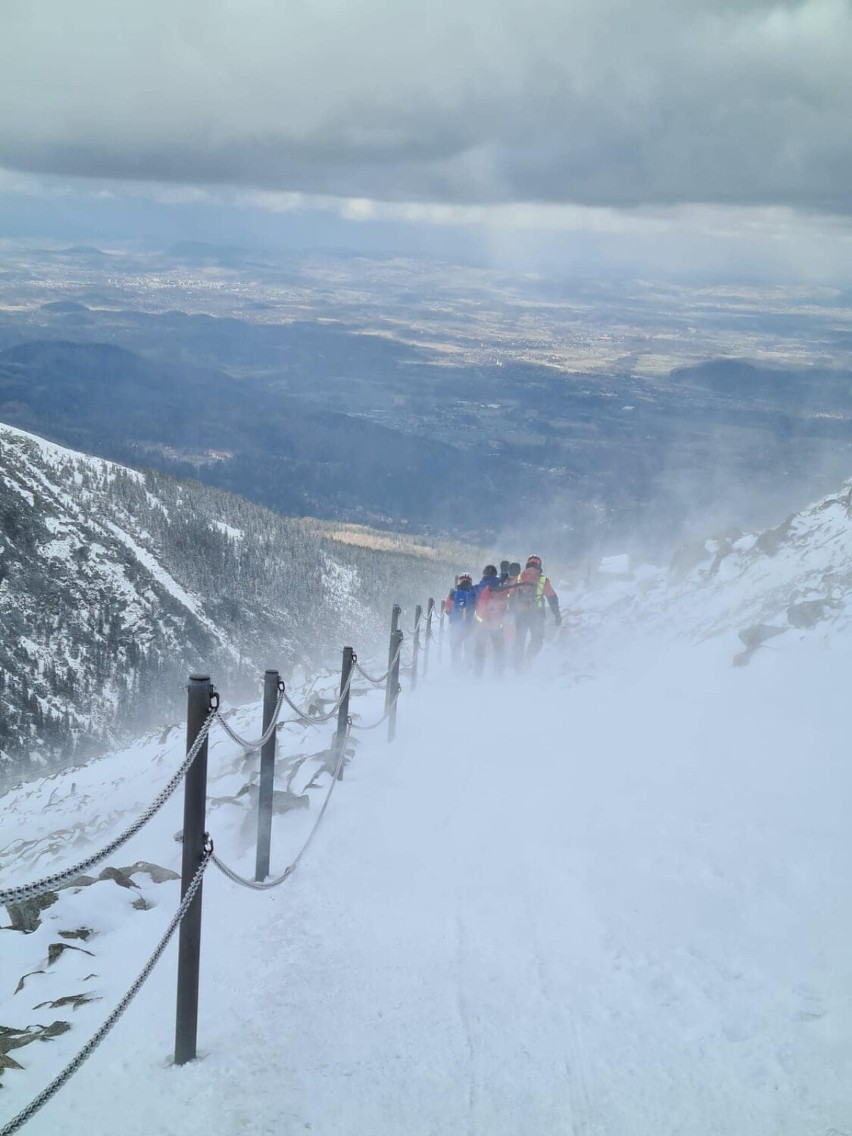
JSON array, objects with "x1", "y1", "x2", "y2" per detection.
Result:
[{"x1": 443, "y1": 573, "x2": 477, "y2": 665}]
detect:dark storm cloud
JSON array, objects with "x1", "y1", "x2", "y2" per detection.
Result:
[{"x1": 1, "y1": 0, "x2": 850, "y2": 211}]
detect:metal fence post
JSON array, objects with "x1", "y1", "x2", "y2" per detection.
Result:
[
  {"x1": 410, "y1": 604, "x2": 423, "y2": 691},
  {"x1": 388, "y1": 628, "x2": 403, "y2": 744},
  {"x1": 255, "y1": 669, "x2": 279, "y2": 882},
  {"x1": 334, "y1": 646, "x2": 354, "y2": 780},
  {"x1": 423, "y1": 598, "x2": 435, "y2": 678},
  {"x1": 175, "y1": 674, "x2": 213, "y2": 1066},
  {"x1": 384, "y1": 604, "x2": 401, "y2": 717}
]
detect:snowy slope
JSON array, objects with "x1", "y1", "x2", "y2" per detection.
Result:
[
  {"x1": 564, "y1": 481, "x2": 852, "y2": 662},
  {"x1": 0, "y1": 422, "x2": 449, "y2": 779},
  {"x1": 2, "y1": 486, "x2": 852, "y2": 1134}
]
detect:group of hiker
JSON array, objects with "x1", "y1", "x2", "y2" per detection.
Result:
[{"x1": 442, "y1": 556, "x2": 561, "y2": 675}]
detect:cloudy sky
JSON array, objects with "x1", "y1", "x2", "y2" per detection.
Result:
[{"x1": 2, "y1": 0, "x2": 851, "y2": 277}]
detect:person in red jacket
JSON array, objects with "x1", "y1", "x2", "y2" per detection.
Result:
[
  {"x1": 512, "y1": 555, "x2": 561, "y2": 669},
  {"x1": 472, "y1": 564, "x2": 508, "y2": 676}
]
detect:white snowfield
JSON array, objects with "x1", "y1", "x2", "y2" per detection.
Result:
[{"x1": 3, "y1": 490, "x2": 852, "y2": 1134}]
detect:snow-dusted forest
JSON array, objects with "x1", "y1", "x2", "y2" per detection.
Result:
[{"x1": 0, "y1": 423, "x2": 451, "y2": 781}]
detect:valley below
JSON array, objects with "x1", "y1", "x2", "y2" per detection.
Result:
[{"x1": 2, "y1": 242, "x2": 851, "y2": 556}]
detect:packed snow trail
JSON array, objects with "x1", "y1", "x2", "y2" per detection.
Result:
[{"x1": 6, "y1": 633, "x2": 852, "y2": 1135}]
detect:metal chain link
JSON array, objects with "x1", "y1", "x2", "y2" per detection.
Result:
[
  {"x1": 210, "y1": 852, "x2": 293, "y2": 890},
  {"x1": 0, "y1": 845, "x2": 212, "y2": 1136},
  {"x1": 349, "y1": 688, "x2": 399, "y2": 732},
  {"x1": 0, "y1": 711, "x2": 215, "y2": 906},
  {"x1": 351, "y1": 660, "x2": 389, "y2": 684},
  {"x1": 210, "y1": 719, "x2": 352, "y2": 890},
  {"x1": 280, "y1": 668, "x2": 354, "y2": 725},
  {"x1": 398, "y1": 635, "x2": 416, "y2": 672},
  {"x1": 214, "y1": 689, "x2": 286, "y2": 751},
  {"x1": 351, "y1": 640, "x2": 402, "y2": 685}
]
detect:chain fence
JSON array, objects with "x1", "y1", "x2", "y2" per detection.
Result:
[
  {"x1": 0, "y1": 845, "x2": 212, "y2": 1136},
  {"x1": 280, "y1": 669, "x2": 354, "y2": 725},
  {"x1": 1, "y1": 601, "x2": 441, "y2": 1133},
  {"x1": 0, "y1": 633, "x2": 405, "y2": 907},
  {"x1": 0, "y1": 711, "x2": 216, "y2": 907},
  {"x1": 348, "y1": 693, "x2": 398, "y2": 732},
  {"x1": 210, "y1": 719, "x2": 351, "y2": 890},
  {"x1": 215, "y1": 688, "x2": 286, "y2": 751},
  {"x1": 351, "y1": 640, "x2": 402, "y2": 685}
]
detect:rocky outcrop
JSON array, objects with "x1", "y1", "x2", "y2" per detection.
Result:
[{"x1": 733, "y1": 624, "x2": 787, "y2": 667}]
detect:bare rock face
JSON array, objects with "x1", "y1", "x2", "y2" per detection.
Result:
[
  {"x1": 122, "y1": 861, "x2": 180, "y2": 884},
  {"x1": 33, "y1": 993, "x2": 98, "y2": 1011},
  {"x1": 738, "y1": 625, "x2": 787, "y2": 650},
  {"x1": 0, "y1": 1021, "x2": 71, "y2": 1076},
  {"x1": 669, "y1": 540, "x2": 713, "y2": 580},
  {"x1": 4, "y1": 890, "x2": 58, "y2": 933},
  {"x1": 46, "y1": 942, "x2": 94, "y2": 967},
  {"x1": 733, "y1": 624, "x2": 787, "y2": 667},
  {"x1": 237, "y1": 782, "x2": 310, "y2": 815},
  {"x1": 57, "y1": 927, "x2": 93, "y2": 941},
  {"x1": 786, "y1": 600, "x2": 827, "y2": 629},
  {"x1": 3, "y1": 861, "x2": 179, "y2": 935},
  {"x1": 756, "y1": 516, "x2": 795, "y2": 558},
  {"x1": 97, "y1": 866, "x2": 139, "y2": 890}
]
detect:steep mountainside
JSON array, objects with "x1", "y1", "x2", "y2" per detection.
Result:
[
  {"x1": 0, "y1": 423, "x2": 450, "y2": 780},
  {"x1": 563, "y1": 480, "x2": 852, "y2": 665}
]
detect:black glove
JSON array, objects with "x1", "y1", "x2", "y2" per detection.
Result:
[{"x1": 553, "y1": 609, "x2": 562, "y2": 627}]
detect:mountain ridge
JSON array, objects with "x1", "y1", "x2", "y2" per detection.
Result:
[{"x1": 0, "y1": 421, "x2": 452, "y2": 781}]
